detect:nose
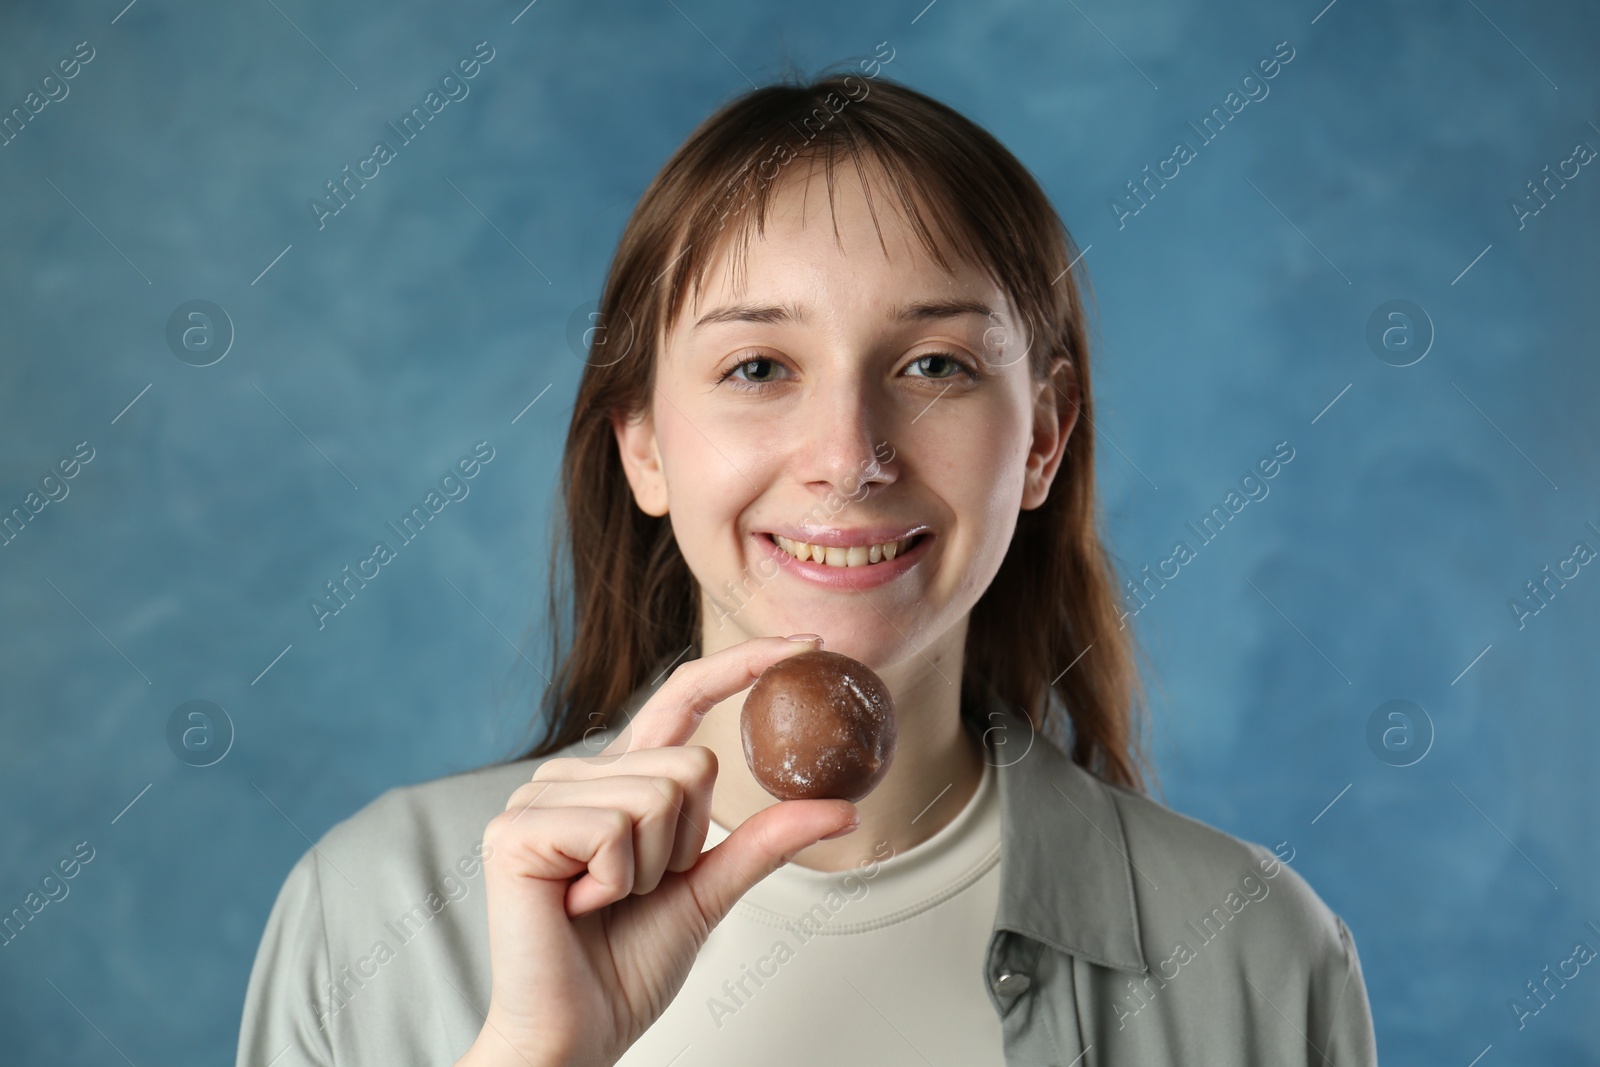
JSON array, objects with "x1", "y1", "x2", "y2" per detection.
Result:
[{"x1": 794, "y1": 371, "x2": 896, "y2": 503}]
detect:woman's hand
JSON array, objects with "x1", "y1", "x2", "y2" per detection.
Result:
[{"x1": 455, "y1": 636, "x2": 860, "y2": 1067}]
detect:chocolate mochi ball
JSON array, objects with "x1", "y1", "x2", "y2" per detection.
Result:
[{"x1": 740, "y1": 649, "x2": 897, "y2": 802}]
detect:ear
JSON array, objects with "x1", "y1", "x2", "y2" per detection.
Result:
[
  {"x1": 611, "y1": 404, "x2": 670, "y2": 517},
  {"x1": 1020, "y1": 356, "x2": 1079, "y2": 511}
]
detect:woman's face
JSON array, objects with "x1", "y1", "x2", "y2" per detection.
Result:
[{"x1": 614, "y1": 157, "x2": 1076, "y2": 674}]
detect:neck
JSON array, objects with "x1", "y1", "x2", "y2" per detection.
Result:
[{"x1": 688, "y1": 618, "x2": 987, "y2": 873}]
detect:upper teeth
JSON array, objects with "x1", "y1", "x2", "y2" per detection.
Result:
[{"x1": 774, "y1": 534, "x2": 913, "y2": 567}]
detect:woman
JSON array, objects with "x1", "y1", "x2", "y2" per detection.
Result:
[{"x1": 238, "y1": 67, "x2": 1377, "y2": 1066}]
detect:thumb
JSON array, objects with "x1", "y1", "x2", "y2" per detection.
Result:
[{"x1": 680, "y1": 800, "x2": 859, "y2": 928}]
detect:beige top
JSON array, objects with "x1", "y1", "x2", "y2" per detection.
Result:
[
  {"x1": 236, "y1": 682, "x2": 1377, "y2": 1065},
  {"x1": 612, "y1": 756, "x2": 1004, "y2": 1065}
]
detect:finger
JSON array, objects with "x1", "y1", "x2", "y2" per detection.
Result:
[
  {"x1": 679, "y1": 798, "x2": 858, "y2": 930},
  {"x1": 506, "y1": 775, "x2": 686, "y2": 896},
  {"x1": 533, "y1": 746, "x2": 717, "y2": 785},
  {"x1": 528, "y1": 747, "x2": 718, "y2": 873},
  {"x1": 482, "y1": 805, "x2": 636, "y2": 923},
  {"x1": 601, "y1": 636, "x2": 823, "y2": 757}
]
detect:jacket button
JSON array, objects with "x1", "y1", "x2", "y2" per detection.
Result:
[{"x1": 993, "y1": 971, "x2": 1032, "y2": 996}]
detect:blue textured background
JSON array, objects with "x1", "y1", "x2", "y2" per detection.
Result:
[{"x1": 2, "y1": 0, "x2": 1596, "y2": 1063}]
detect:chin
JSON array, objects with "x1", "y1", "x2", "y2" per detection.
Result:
[{"x1": 787, "y1": 625, "x2": 920, "y2": 674}]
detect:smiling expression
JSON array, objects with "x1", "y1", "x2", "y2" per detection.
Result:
[{"x1": 613, "y1": 153, "x2": 1075, "y2": 672}]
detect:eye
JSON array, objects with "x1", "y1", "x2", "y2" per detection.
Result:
[
  {"x1": 905, "y1": 352, "x2": 980, "y2": 382},
  {"x1": 713, "y1": 350, "x2": 982, "y2": 394},
  {"x1": 715, "y1": 355, "x2": 792, "y2": 393}
]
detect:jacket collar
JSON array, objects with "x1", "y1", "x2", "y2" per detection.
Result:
[{"x1": 978, "y1": 692, "x2": 1148, "y2": 973}]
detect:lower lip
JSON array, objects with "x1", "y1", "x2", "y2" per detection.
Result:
[{"x1": 755, "y1": 532, "x2": 932, "y2": 590}]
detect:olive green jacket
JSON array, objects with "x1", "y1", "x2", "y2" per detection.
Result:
[{"x1": 237, "y1": 685, "x2": 1377, "y2": 1065}]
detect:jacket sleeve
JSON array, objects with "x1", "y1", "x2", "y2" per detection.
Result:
[
  {"x1": 236, "y1": 847, "x2": 336, "y2": 1067},
  {"x1": 1313, "y1": 914, "x2": 1378, "y2": 1066}
]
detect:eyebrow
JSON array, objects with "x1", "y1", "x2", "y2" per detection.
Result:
[{"x1": 692, "y1": 297, "x2": 995, "y2": 331}]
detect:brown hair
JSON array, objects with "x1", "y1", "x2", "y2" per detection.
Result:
[{"x1": 516, "y1": 67, "x2": 1149, "y2": 790}]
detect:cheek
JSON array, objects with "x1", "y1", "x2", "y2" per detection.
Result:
[
  {"x1": 914, "y1": 405, "x2": 1030, "y2": 506},
  {"x1": 911, "y1": 406, "x2": 1029, "y2": 585},
  {"x1": 656, "y1": 409, "x2": 758, "y2": 566},
  {"x1": 657, "y1": 385, "x2": 764, "y2": 478}
]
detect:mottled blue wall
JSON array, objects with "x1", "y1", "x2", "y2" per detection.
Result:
[{"x1": 2, "y1": 0, "x2": 1596, "y2": 1063}]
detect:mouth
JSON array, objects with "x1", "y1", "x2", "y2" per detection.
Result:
[{"x1": 767, "y1": 531, "x2": 927, "y2": 568}]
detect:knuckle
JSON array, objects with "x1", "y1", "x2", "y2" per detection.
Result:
[
  {"x1": 668, "y1": 668, "x2": 712, "y2": 713},
  {"x1": 482, "y1": 810, "x2": 517, "y2": 849},
  {"x1": 651, "y1": 775, "x2": 685, "y2": 811},
  {"x1": 602, "y1": 807, "x2": 633, "y2": 840},
  {"x1": 503, "y1": 781, "x2": 547, "y2": 812},
  {"x1": 682, "y1": 744, "x2": 718, "y2": 783},
  {"x1": 638, "y1": 782, "x2": 684, "y2": 832}
]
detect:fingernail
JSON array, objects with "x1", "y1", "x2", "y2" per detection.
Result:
[
  {"x1": 786, "y1": 633, "x2": 823, "y2": 645},
  {"x1": 820, "y1": 819, "x2": 859, "y2": 841}
]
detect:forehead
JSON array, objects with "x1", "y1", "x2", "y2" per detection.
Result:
[{"x1": 667, "y1": 154, "x2": 1007, "y2": 336}]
